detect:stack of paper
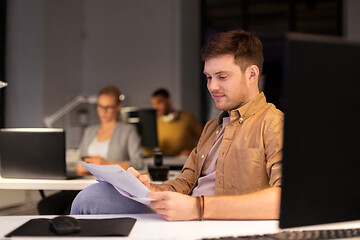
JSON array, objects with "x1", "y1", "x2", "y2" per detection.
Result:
[{"x1": 80, "y1": 162, "x2": 152, "y2": 206}]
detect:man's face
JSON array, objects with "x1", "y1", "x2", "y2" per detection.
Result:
[
  {"x1": 151, "y1": 95, "x2": 171, "y2": 116},
  {"x1": 204, "y1": 54, "x2": 249, "y2": 111}
]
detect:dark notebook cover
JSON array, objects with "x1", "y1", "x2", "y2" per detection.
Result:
[{"x1": 6, "y1": 217, "x2": 137, "y2": 237}]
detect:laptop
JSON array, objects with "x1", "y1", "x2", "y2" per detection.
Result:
[{"x1": 0, "y1": 128, "x2": 77, "y2": 180}]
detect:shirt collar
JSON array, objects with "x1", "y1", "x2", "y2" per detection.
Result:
[
  {"x1": 160, "y1": 110, "x2": 179, "y2": 122},
  {"x1": 217, "y1": 92, "x2": 267, "y2": 125}
]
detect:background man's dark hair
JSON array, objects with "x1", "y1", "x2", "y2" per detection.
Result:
[
  {"x1": 201, "y1": 29, "x2": 264, "y2": 74},
  {"x1": 152, "y1": 88, "x2": 170, "y2": 98}
]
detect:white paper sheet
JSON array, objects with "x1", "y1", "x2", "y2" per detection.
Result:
[{"x1": 80, "y1": 162, "x2": 152, "y2": 206}]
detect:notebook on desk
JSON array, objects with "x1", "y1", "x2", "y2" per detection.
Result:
[{"x1": 0, "y1": 128, "x2": 77, "y2": 180}]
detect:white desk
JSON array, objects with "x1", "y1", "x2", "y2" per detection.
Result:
[
  {"x1": 0, "y1": 176, "x2": 97, "y2": 190},
  {"x1": 0, "y1": 171, "x2": 181, "y2": 191},
  {"x1": 1, "y1": 214, "x2": 360, "y2": 240},
  {"x1": 0, "y1": 156, "x2": 185, "y2": 191}
]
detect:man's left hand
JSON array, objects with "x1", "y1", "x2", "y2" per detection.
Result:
[{"x1": 148, "y1": 191, "x2": 198, "y2": 221}]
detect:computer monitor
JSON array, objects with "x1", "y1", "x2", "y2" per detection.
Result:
[
  {"x1": 279, "y1": 33, "x2": 360, "y2": 228},
  {"x1": 121, "y1": 107, "x2": 158, "y2": 149}
]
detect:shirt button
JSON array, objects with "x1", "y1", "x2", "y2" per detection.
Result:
[
  {"x1": 201, "y1": 154, "x2": 205, "y2": 159},
  {"x1": 216, "y1": 130, "x2": 219, "y2": 134},
  {"x1": 239, "y1": 117, "x2": 244, "y2": 123}
]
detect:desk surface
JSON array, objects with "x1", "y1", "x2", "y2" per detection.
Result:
[
  {"x1": 0, "y1": 170, "x2": 180, "y2": 191},
  {"x1": 0, "y1": 176, "x2": 97, "y2": 190},
  {"x1": 1, "y1": 214, "x2": 360, "y2": 240},
  {"x1": 0, "y1": 156, "x2": 185, "y2": 191}
]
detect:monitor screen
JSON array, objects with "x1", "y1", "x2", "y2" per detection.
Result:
[
  {"x1": 279, "y1": 33, "x2": 360, "y2": 228},
  {"x1": 121, "y1": 107, "x2": 158, "y2": 149}
]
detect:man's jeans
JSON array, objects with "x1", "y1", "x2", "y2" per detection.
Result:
[{"x1": 70, "y1": 181, "x2": 153, "y2": 214}]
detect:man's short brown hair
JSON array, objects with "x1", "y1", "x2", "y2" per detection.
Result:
[{"x1": 201, "y1": 29, "x2": 264, "y2": 74}]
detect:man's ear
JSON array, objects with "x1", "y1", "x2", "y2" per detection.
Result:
[{"x1": 246, "y1": 65, "x2": 260, "y2": 84}]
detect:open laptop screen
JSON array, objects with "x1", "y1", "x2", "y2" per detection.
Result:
[
  {"x1": 279, "y1": 33, "x2": 360, "y2": 228},
  {"x1": 0, "y1": 128, "x2": 67, "y2": 180}
]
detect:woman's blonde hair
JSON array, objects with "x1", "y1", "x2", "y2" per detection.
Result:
[{"x1": 98, "y1": 86, "x2": 123, "y2": 105}]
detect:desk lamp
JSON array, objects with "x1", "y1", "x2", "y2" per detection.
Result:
[
  {"x1": 0, "y1": 81, "x2": 7, "y2": 88},
  {"x1": 43, "y1": 96, "x2": 97, "y2": 128}
]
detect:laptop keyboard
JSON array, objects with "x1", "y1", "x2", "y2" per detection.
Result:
[{"x1": 201, "y1": 227, "x2": 360, "y2": 239}]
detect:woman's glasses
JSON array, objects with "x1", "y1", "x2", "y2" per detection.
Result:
[{"x1": 97, "y1": 104, "x2": 117, "y2": 111}]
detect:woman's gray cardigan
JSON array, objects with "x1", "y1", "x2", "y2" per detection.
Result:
[{"x1": 79, "y1": 122, "x2": 143, "y2": 169}]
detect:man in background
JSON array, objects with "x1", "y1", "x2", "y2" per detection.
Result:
[{"x1": 151, "y1": 88, "x2": 203, "y2": 156}]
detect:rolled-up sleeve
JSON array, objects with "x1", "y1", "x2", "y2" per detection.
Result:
[{"x1": 264, "y1": 109, "x2": 284, "y2": 187}]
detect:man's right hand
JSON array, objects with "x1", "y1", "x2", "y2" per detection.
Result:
[{"x1": 127, "y1": 167, "x2": 152, "y2": 190}]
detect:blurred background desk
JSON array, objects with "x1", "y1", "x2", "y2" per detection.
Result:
[
  {"x1": 0, "y1": 176, "x2": 97, "y2": 191},
  {"x1": 0, "y1": 155, "x2": 186, "y2": 191},
  {"x1": 0, "y1": 176, "x2": 97, "y2": 215},
  {"x1": 143, "y1": 156, "x2": 187, "y2": 170},
  {"x1": 0, "y1": 157, "x2": 184, "y2": 215}
]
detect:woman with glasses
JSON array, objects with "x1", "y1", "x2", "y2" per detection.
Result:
[
  {"x1": 38, "y1": 86, "x2": 142, "y2": 215},
  {"x1": 75, "y1": 86, "x2": 143, "y2": 176}
]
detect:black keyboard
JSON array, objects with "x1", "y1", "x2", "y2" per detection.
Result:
[{"x1": 202, "y1": 227, "x2": 360, "y2": 240}]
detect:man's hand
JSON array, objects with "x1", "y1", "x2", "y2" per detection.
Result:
[
  {"x1": 147, "y1": 191, "x2": 198, "y2": 221},
  {"x1": 127, "y1": 167, "x2": 152, "y2": 189},
  {"x1": 127, "y1": 167, "x2": 177, "y2": 192}
]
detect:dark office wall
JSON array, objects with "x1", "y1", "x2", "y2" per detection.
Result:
[
  {"x1": 6, "y1": 0, "x2": 45, "y2": 127},
  {"x1": 180, "y1": 0, "x2": 201, "y2": 119},
  {"x1": 43, "y1": 0, "x2": 84, "y2": 124},
  {"x1": 344, "y1": 0, "x2": 360, "y2": 40},
  {"x1": 82, "y1": 0, "x2": 184, "y2": 110},
  {"x1": 5, "y1": 0, "x2": 201, "y2": 150},
  {"x1": 0, "y1": 0, "x2": 6, "y2": 128}
]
